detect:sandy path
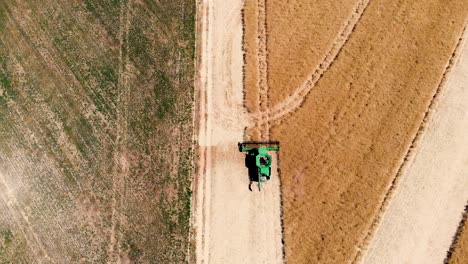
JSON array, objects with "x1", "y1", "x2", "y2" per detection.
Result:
[
  {"x1": 359, "y1": 28, "x2": 468, "y2": 264},
  {"x1": 194, "y1": 0, "x2": 283, "y2": 263}
]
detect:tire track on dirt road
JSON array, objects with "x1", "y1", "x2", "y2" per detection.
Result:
[
  {"x1": 195, "y1": 0, "x2": 212, "y2": 262},
  {"x1": 187, "y1": 1, "x2": 205, "y2": 261},
  {"x1": 108, "y1": 0, "x2": 132, "y2": 261},
  {"x1": 251, "y1": 0, "x2": 370, "y2": 126}
]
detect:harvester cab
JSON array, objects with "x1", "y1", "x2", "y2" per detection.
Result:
[{"x1": 238, "y1": 141, "x2": 280, "y2": 191}]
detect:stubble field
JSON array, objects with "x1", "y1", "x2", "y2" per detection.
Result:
[
  {"x1": 243, "y1": 0, "x2": 467, "y2": 263},
  {"x1": 0, "y1": 0, "x2": 195, "y2": 262}
]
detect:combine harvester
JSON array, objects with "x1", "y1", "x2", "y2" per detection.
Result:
[{"x1": 238, "y1": 141, "x2": 280, "y2": 191}]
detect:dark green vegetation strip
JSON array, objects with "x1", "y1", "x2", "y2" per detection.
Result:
[{"x1": 0, "y1": 0, "x2": 195, "y2": 262}]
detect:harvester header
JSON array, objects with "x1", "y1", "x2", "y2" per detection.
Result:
[{"x1": 238, "y1": 141, "x2": 280, "y2": 152}]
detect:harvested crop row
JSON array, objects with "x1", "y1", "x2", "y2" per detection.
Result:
[
  {"x1": 448, "y1": 205, "x2": 468, "y2": 264},
  {"x1": 242, "y1": 0, "x2": 468, "y2": 263},
  {"x1": 243, "y1": 0, "x2": 259, "y2": 113},
  {"x1": 243, "y1": 0, "x2": 262, "y2": 141},
  {"x1": 256, "y1": 0, "x2": 270, "y2": 141},
  {"x1": 243, "y1": 0, "x2": 271, "y2": 141}
]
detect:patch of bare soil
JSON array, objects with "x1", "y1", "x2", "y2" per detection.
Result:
[{"x1": 242, "y1": 0, "x2": 467, "y2": 262}]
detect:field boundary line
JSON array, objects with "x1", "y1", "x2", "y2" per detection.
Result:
[
  {"x1": 251, "y1": 0, "x2": 370, "y2": 125},
  {"x1": 444, "y1": 202, "x2": 468, "y2": 263},
  {"x1": 108, "y1": 0, "x2": 132, "y2": 261},
  {"x1": 351, "y1": 24, "x2": 467, "y2": 264},
  {"x1": 194, "y1": 0, "x2": 211, "y2": 263},
  {"x1": 188, "y1": 0, "x2": 204, "y2": 262}
]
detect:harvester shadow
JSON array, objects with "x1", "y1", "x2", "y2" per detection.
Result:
[{"x1": 244, "y1": 152, "x2": 259, "y2": 192}]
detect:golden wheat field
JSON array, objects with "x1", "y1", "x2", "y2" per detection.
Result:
[{"x1": 243, "y1": 0, "x2": 467, "y2": 262}]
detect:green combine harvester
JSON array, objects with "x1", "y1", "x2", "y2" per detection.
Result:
[{"x1": 238, "y1": 141, "x2": 280, "y2": 191}]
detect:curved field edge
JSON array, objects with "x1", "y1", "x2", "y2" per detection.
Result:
[
  {"x1": 356, "y1": 25, "x2": 468, "y2": 263},
  {"x1": 446, "y1": 204, "x2": 468, "y2": 264},
  {"x1": 0, "y1": 0, "x2": 196, "y2": 262},
  {"x1": 267, "y1": 0, "x2": 468, "y2": 263}
]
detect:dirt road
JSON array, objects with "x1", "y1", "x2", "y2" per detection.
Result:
[
  {"x1": 359, "y1": 28, "x2": 468, "y2": 264},
  {"x1": 194, "y1": 0, "x2": 283, "y2": 263}
]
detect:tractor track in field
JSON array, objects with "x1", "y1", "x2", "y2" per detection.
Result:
[
  {"x1": 108, "y1": 0, "x2": 132, "y2": 261},
  {"x1": 250, "y1": 0, "x2": 370, "y2": 127},
  {"x1": 353, "y1": 24, "x2": 467, "y2": 264}
]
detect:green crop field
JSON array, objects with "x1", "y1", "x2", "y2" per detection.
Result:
[{"x1": 0, "y1": 0, "x2": 195, "y2": 262}]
